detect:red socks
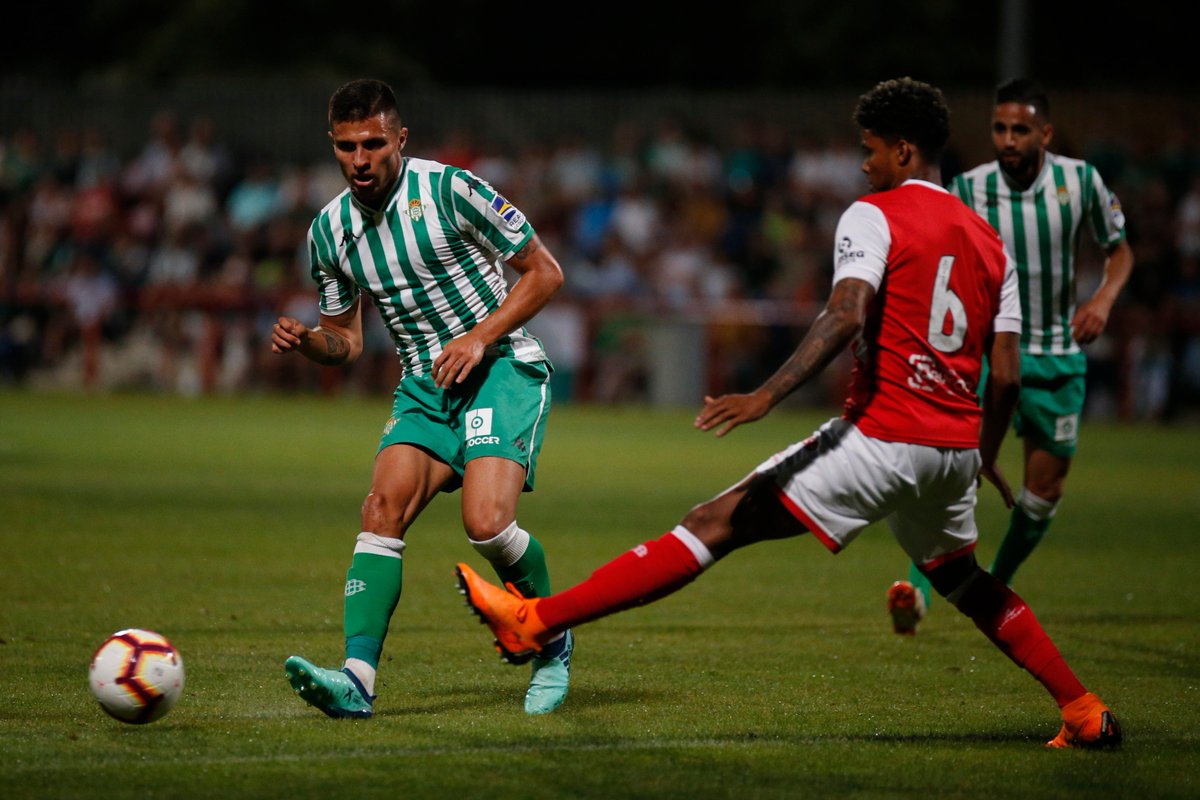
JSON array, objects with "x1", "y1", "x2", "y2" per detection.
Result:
[
  {"x1": 533, "y1": 525, "x2": 1087, "y2": 711},
  {"x1": 972, "y1": 585, "x2": 1087, "y2": 708},
  {"x1": 535, "y1": 527, "x2": 711, "y2": 632}
]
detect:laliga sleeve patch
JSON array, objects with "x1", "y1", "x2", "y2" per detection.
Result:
[
  {"x1": 1108, "y1": 191, "x2": 1126, "y2": 228},
  {"x1": 489, "y1": 194, "x2": 527, "y2": 232}
]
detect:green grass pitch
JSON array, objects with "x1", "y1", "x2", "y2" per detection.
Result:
[{"x1": 1, "y1": 392, "x2": 1197, "y2": 799}]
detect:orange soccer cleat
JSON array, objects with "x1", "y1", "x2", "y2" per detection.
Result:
[
  {"x1": 455, "y1": 563, "x2": 554, "y2": 665},
  {"x1": 1046, "y1": 692, "x2": 1123, "y2": 749},
  {"x1": 886, "y1": 580, "x2": 926, "y2": 635}
]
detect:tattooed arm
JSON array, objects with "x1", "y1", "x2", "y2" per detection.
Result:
[
  {"x1": 271, "y1": 299, "x2": 364, "y2": 367},
  {"x1": 695, "y1": 278, "x2": 874, "y2": 438},
  {"x1": 431, "y1": 234, "x2": 564, "y2": 388}
]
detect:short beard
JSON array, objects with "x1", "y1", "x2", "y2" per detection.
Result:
[{"x1": 998, "y1": 152, "x2": 1038, "y2": 186}]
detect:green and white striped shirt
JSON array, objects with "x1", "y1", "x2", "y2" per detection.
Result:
[
  {"x1": 951, "y1": 153, "x2": 1126, "y2": 357},
  {"x1": 307, "y1": 157, "x2": 547, "y2": 377}
]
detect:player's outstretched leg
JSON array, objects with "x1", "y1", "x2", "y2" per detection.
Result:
[
  {"x1": 456, "y1": 563, "x2": 553, "y2": 663},
  {"x1": 284, "y1": 655, "x2": 375, "y2": 719},
  {"x1": 458, "y1": 526, "x2": 711, "y2": 665}
]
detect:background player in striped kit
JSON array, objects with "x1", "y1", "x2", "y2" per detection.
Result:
[
  {"x1": 457, "y1": 77, "x2": 1121, "y2": 749},
  {"x1": 272, "y1": 79, "x2": 573, "y2": 717},
  {"x1": 888, "y1": 78, "x2": 1135, "y2": 634}
]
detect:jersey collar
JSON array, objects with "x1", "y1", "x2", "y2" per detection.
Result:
[
  {"x1": 349, "y1": 157, "x2": 409, "y2": 216},
  {"x1": 998, "y1": 152, "x2": 1053, "y2": 194},
  {"x1": 901, "y1": 178, "x2": 948, "y2": 193}
]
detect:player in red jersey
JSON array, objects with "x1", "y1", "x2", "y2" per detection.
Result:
[{"x1": 455, "y1": 78, "x2": 1120, "y2": 748}]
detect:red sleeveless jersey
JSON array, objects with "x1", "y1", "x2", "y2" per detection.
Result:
[{"x1": 841, "y1": 184, "x2": 1009, "y2": 448}]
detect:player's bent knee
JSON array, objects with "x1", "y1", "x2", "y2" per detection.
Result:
[
  {"x1": 360, "y1": 490, "x2": 413, "y2": 536},
  {"x1": 684, "y1": 476, "x2": 806, "y2": 559},
  {"x1": 680, "y1": 501, "x2": 730, "y2": 544},
  {"x1": 728, "y1": 478, "x2": 807, "y2": 542},
  {"x1": 941, "y1": 565, "x2": 1009, "y2": 620},
  {"x1": 924, "y1": 554, "x2": 978, "y2": 599},
  {"x1": 462, "y1": 510, "x2": 516, "y2": 543}
]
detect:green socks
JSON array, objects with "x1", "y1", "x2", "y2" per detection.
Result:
[
  {"x1": 472, "y1": 522, "x2": 551, "y2": 599},
  {"x1": 990, "y1": 490, "x2": 1057, "y2": 585},
  {"x1": 343, "y1": 532, "x2": 406, "y2": 668}
]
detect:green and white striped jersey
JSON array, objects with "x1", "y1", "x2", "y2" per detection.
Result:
[
  {"x1": 307, "y1": 157, "x2": 547, "y2": 377},
  {"x1": 950, "y1": 153, "x2": 1126, "y2": 357}
]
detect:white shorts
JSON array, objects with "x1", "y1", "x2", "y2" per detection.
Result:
[{"x1": 755, "y1": 418, "x2": 980, "y2": 567}]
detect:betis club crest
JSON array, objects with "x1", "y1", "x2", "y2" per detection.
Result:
[{"x1": 408, "y1": 198, "x2": 423, "y2": 221}]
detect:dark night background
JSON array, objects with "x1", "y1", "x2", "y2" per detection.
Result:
[
  {"x1": 6, "y1": 1, "x2": 1193, "y2": 92},
  {"x1": 2, "y1": 0, "x2": 1197, "y2": 417}
]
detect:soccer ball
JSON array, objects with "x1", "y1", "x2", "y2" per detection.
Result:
[{"x1": 88, "y1": 629, "x2": 185, "y2": 724}]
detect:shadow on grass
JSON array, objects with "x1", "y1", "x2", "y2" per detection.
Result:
[{"x1": 374, "y1": 683, "x2": 664, "y2": 716}]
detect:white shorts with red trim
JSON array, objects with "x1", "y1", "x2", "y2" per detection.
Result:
[{"x1": 755, "y1": 418, "x2": 980, "y2": 567}]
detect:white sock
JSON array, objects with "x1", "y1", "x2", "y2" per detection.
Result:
[
  {"x1": 669, "y1": 524, "x2": 715, "y2": 569},
  {"x1": 1017, "y1": 489, "x2": 1059, "y2": 521},
  {"x1": 470, "y1": 521, "x2": 530, "y2": 567},
  {"x1": 343, "y1": 658, "x2": 377, "y2": 695}
]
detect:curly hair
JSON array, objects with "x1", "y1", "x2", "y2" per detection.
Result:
[
  {"x1": 852, "y1": 77, "x2": 951, "y2": 161},
  {"x1": 328, "y1": 79, "x2": 401, "y2": 129}
]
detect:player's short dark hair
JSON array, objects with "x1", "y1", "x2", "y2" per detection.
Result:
[
  {"x1": 853, "y1": 77, "x2": 950, "y2": 161},
  {"x1": 328, "y1": 79, "x2": 401, "y2": 129},
  {"x1": 995, "y1": 78, "x2": 1050, "y2": 119}
]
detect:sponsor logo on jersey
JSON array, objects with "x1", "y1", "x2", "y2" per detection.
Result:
[
  {"x1": 907, "y1": 354, "x2": 971, "y2": 395},
  {"x1": 490, "y1": 195, "x2": 527, "y2": 232},
  {"x1": 408, "y1": 198, "x2": 424, "y2": 221},
  {"x1": 341, "y1": 228, "x2": 362, "y2": 247},
  {"x1": 836, "y1": 236, "x2": 865, "y2": 266}
]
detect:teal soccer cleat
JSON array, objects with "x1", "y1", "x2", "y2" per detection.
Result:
[
  {"x1": 284, "y1": 655, "x2": 375, "y2": 719},
  {"x1": 524, "y1": 629, "x2": 573, "y2": 715}
]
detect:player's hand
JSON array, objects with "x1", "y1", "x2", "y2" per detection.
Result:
[
  {"x1": 978, "y1": 463, "x2": 1015, "y2": 509},
  {"x1": 1071, "y1": 298, "x2": 1111, "y2": 344},
  {"x1": 271, "y1": 316, "x2": 308, "y2": 354},
  {"x1": 694, "y1": 391, "x2": 772, "y2": 438},
  {"x1": 432, "y1": 332, "x2": 486, "y2": 389}
]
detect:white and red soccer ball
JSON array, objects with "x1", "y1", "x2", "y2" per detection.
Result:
[{"x1": 88, "y1": 629, "x2": 185, "y2": 724}]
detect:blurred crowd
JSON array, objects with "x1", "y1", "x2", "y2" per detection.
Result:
[{"x1": 1, "y1": 108, "x2": 1198, "y2": 419}]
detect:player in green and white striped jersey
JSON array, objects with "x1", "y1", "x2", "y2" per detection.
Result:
[
  {"x1": 890, "y1": 79, "x2": 1134, "y2": 633},
  {"x1": 272, "y1": 79, "x2": 574, "y2": 716},
  {"x1": 305, "y1": 142, "x2": 550, "y2": 379}
]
